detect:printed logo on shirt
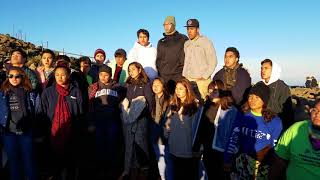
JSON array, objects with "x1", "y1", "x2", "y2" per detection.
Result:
[
  {"x1": 241, "y1": 127, "x2": 271, "y2": 140},
  {"x1": 95, "y1": 89, "x2": 118, "y2": 98},
  {"x1": 70, "y1": 96, "x2": 77, "y2": 99},
  {"x1": 9, "y1": 95, "x2": 20, "y2": 111}
]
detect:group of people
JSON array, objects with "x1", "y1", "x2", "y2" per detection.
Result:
[
  {"x1": 0, "y1": 15, "x2": 319, "y2": 180},
  {"x1": 305, "y1": 76, "x2": 318, "y2": 88}
]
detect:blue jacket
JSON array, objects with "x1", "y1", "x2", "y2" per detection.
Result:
[
  {"x1": 212, "y1": 106, "x2": 239, "y2": 152},
  {"x1": 38, "y1": 83, "x2": 83, "y2": 137},
  {"x1": 39, "y1": 83, "x2": 83, "y2": 123},
  {"x1": 164, "y1": 105, "x2": 203, "y2": 157},
  {"x1": 0, "y1": 90, "x2": 38, "y2": 133}
]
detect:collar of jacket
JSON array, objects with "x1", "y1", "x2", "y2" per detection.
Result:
[
  {"x1": 162, "y1": 30, "x2": 179, "y2": 37},
  {"x1": 224, "y1": 63, "x2": 242, "y2": 72}
]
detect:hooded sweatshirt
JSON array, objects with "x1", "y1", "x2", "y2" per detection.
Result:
[
  {"x1": 261, "y1": 62, "x2": 293, "y2": 129},
  {"x1": 156, "y1": 31, "x2": 188, "y2": 82},
  {"x1": 128, "y1": 42, "x2": 158, "y2": 80}
]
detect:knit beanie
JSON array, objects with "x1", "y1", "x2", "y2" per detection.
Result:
[
  {"x1": 249, "y1": 82, "x2": 270, "y2": 105},
  {"x1": 98, "y1": 64, "x2": 112, "y2": 77},
  {"x1": 94, "y1": 48, "x2": 106, "y2": 60},
  {"x1": 164, "y1": 16, "x2": 176, "y2": 26}
]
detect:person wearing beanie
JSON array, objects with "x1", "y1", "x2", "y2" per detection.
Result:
[
  {"x1": 9, "y1": 48, "x2": 39, "y2": 90},
  {"x1": 128, "y1": 29, "x2": 158, "y2": 80},
  {"x1": 156, "y1": 16, "x2": 188, "y2": 94},
  {"x1": 224, "y1": 82, "x2": 283, "y2": 179},
  {"x1": 183, "y1": 18, "x2": 218, "y2": 100},
  {"x1": 87, "y1": 64, "x2": 124, "y2": 179},
  {"x1": 107, "y1": 48, "x2": 130, "y2": 86},
  {"x1": 213, "y1": 47, "x2": 251, "y2": 107},
  {"x1": 94, "y1": 48, "x2": 106, "y2": 65},
  {"x1": 89, "y1": 48, "x2": 106, "y2": 83},
  {"x1": 260, "y1": 59, "x2": 293, "y2": 130}
]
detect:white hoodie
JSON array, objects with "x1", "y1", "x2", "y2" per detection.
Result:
[
  {"x1": 128, "y1": 42, "x2": 158, "y2": 80},
  {"x1": 262, "y1": 61, "x2": 281, "y2": 85}
]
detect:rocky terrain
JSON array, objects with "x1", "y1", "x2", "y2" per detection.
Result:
[
  {"x1": 0, "y1": 34, "x2": 43, "y2": 66},
  {"x1": 0, "y1": 34, "x2": 78, "y2": 69},
  {"x1": 290, "y1": 87, "x2": 320, "y2": 121}
]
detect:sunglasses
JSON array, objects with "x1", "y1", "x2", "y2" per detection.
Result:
[{"x1": 7, "y1": 74, "x2": 23, "y2": 79}]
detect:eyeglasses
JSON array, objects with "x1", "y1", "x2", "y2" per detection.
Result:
[
  {"x1": 7, "y1": 74, "x2": 23, "y2": 79},
  {"x1": 310, "y1": 108, "x2": 320, "y2": 115}
]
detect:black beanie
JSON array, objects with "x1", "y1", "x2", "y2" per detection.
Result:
[
  {"x1": 98, "y1": 64, "x2": 112, "y2": 77},
  {"x1": 249, "y1": 82, "x2": 270, "y2": 105}
]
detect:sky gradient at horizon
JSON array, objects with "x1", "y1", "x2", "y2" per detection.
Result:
[{"x1": 0, "y1": 0, "x2": 319, "y2": 85}]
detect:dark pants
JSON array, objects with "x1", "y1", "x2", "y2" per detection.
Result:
[
  {"x1": 170, "y1": 154, "x2": 199, "y2": 180},
  {"x1": 3, "y1": 132, "x2": 37, "y2": 180},
  {"x1": 203, "y1": 149, "x2": 230, "y2": 180},
  {"x1": 95, "y1": 119, "x2": 123, "y2": 179}
]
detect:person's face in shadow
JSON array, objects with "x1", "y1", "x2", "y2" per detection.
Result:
[{"x1": 311, "y1": 102, "x2": 320, "y2": 128}]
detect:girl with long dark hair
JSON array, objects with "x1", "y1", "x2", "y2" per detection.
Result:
[
  {"x1": 120, "y1": 62, "x2": 159, "y2": 180},
  {"x1": 0, "y1": 67, "x2": 37, "y2": 180},
  {"x1": 164, "y1": 78, "x2": 202, "y2": 180}
]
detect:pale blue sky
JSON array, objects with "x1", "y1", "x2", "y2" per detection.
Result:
[{"x1": 0, "y1": 0, "x2": 319, "y2": 85}]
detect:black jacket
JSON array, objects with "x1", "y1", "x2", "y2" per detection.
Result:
[
  {"x1": 213, "y1": 65, "x2": 251, "y2": 106},
  {"x1": 156, "y1": 31, "x2": 188, "y2": 82},
  {"x1": 262, "y1": 79, "x2": 293, "y2": 129}
]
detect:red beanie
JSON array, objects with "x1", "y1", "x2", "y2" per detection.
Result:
[{"x1": 94, "y1": 48, "x2": 106, "y2": 60}]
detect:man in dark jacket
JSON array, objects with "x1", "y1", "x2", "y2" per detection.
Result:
[
  {"x1": 213, "y1": 47, "x2": 251, "y2": 107},
  {"x1": 260, "y1": 59, "x2": 294, "y2": 129},
  {"x1": 156, "y1": 16, "x2": 188, "y2": 94}
]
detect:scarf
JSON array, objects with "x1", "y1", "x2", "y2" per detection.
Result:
[
  {"x1": 51, "y1": 84, "x2": 71, "y2": 155},
  {"x1": 223, "y1": 63, "x2": 240, "y2": 90},
  {"x1": 309, "y1": 122, "x2": 320, "y2": 151}
]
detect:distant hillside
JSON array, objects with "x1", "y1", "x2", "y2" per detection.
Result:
[
  {"x1": 0, "y1": 33, "x2": 78, "y2": 69},
  {"x1": 0, "y1": 33, "x2": 44, "y2": 65}
]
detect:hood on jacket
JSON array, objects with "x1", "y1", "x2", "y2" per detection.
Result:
[
  {"x1": 132, "y1": 41, "x2": 153, "y2": 49},
  {"x1": 262, "y1": 61, "x2": 281, "y2": 85}
]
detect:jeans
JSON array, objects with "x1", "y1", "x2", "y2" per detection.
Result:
[{"x1": 2, "y1": 132, "x2": 37, "y2": 180}]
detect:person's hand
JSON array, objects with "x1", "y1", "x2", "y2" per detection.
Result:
[
  {"x1": 165, "y1": 120, "x2": 171, "y2": 131},
  {"x1": 37, "y1": 66, "x2": 45, "y2": 73}
]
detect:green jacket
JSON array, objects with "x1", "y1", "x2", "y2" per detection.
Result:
[{"x1": 107, "y1": 60, "x2": 130, "y2": 86}]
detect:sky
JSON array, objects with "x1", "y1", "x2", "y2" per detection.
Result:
[{"x1": 0, "y1": 0, "x2": 319, "y2": 86}]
